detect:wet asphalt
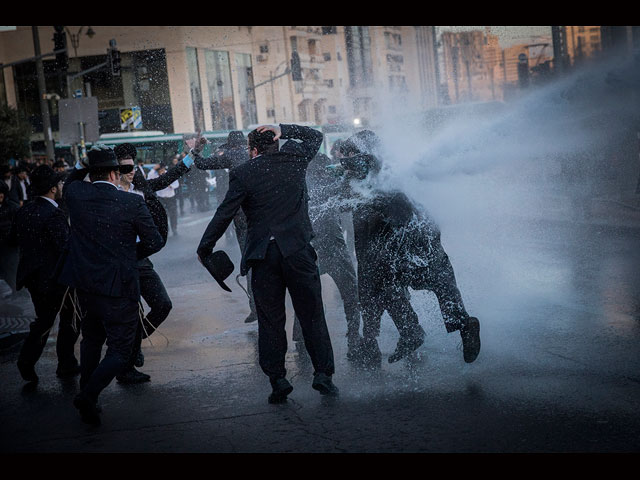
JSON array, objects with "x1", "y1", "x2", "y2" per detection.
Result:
[{"x1": 1, "y1": 203, "x2": 639, "y2": 453}]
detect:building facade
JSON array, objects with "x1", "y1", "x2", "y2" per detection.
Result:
[{"x1": 0, "y1": 26, "x2": 440, "y2": 150}]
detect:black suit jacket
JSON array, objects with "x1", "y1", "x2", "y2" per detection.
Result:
[
  {"x1": 197, "y1": 124, "x2": 323, "y2": 274},
  {"x1": 10, "y1": 197, "x2": 70, "y2": 291},
  {"x1": 7, "y1": 176, "x2": 27, "y2": 208},
  {"x1": 58, "y1": 168, "x2": 163, "y2": 299},
  {"x1": 131, "y1": 160, "x2": 190, "y2": 246}
]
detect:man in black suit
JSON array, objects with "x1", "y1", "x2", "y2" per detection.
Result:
[
  {"x1": 190, "y1": 131, "x2": 258, "y2": 324},
  {"x1": 338, "y1": 131, "x2": 481, "y2": 365},
  {"x1": 291, "y1": 153, "x2": 363, "y2": 361},
  {"x1": 197, "y1": 124, "x2": 338, "y2": 404},
  {"x1": 59, "y1": 145, "x2": 163, "y2": 425},
  {"x1": 10, "y1": 165, "x2": 31, "y2": 207},
  {"x1": 114, "y1": 143, "x2": 192, "y2": 382},
  {"x1": 10, "y1": 165, "x2": 79, "y2": 382},
  {"x1": 0, "y1": 178, "x2": 20, "y2": 296}
]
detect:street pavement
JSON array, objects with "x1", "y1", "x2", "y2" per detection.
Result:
[{"x1": 1, "y1": 195, "x2": 640, "y2": 453}]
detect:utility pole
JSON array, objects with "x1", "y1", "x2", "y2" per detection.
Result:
[
  {"x1": 32, "y1": 26, "x2": 55, "y2": 161},
  {"x1": 551, "y1": 26, "x2": 567, "y2": 76}
]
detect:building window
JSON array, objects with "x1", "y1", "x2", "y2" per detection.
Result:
[
  {"x1": 186, "y1": 47, "x2": 205, "y2": 132},
  {"x1": 259, "y1": 44, "x2": 269, "y2": 54},
  {"x1": 308, "y1": 39, "x2": 317, "y2": 55},
  {"x1": 130, "y1": 49, "x2": 173, "y2": 133},
  {"x1": 384, "y1": 32, "x2": 403, "y2": 50},
  {"x1": 337, "y1": 52, "x2": 342, "y2": 61},
  {"x1": 345, "y1": 26, "x2": 373, "y2": 88},
  {"x1": 290, "y1": 36, "x2": 298, "y2": 52},
  {"x1": 323, "y1": 52, "x2": 331, "y2": 61},
  {"x1": 322, "y1": 26, "x2": 337, "y2": 35},
  {"x1": 205, "y1": 50, "x2": 236, "y2": 130},
  {"x1": 386, "y1": 54, "x2": 404, "y2": 72},
  {"x1": 267, "y1": 108, "x2": 275, "y2": 117},
  {"x1": 325, "y1": 79, "x2": 334, "y2": 88},
  {"x1": 235, "y1": 53, "x2": 257, "y2": 128},
  {"x1": 328, "y1": 105, "x2": 336, "y2": 114}
]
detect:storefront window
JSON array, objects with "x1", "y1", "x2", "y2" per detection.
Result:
[
  {"x1": 187, "y1": 47, "x2": 205, "y2": 132},
  {"x1": 235, "y1": 53, "x2": 257, "y2": 128},
  {"x1": 205, "y1": 50, "x2": 236, "y2": 130}
]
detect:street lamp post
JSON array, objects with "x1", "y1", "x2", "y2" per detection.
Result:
[{"x1": 64, "y1": 26, "x2": 95, "y2": 58}]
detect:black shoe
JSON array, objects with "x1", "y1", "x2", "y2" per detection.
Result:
[
  {"x1": 134, "y1": 350, "x2": 145, "y2": 368},
  {"x1": 268, "y1": 378, "x2": 293, "y2": 404},
  {"x1": 460, "y1": 317, "x2": 481, "y2": 363},
  {"x1": 56, "y1": 363, "x2": 81, "y2": 378},
  {"x1": 73, "y1": 394, "x2": 101, "y2": 426},
  {"x1": 312, "y1": 373, "x2": 339, "y2": 396},
  {"x1": 17, "y1": 361, "x2": 38, "y2": 383},
  {"x1": 244, "y1": 312, "x2": 258, "y2": 324},
  {"x1": 388, "y1": 328, "x2": 425, "y2": 364},
  {"x1": 116, "y1": 367, "x2": 151, "y2": 384}
]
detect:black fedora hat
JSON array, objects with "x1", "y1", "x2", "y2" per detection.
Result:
[
  {"x1": 87, "y1": 145, "x2": 119, "y2": 170},
  {"x1": 201, "y1": 250, "x2": 234, "y2": 292},
  {"x1": 227, "y1": 130, "x2": 246, "y2": 146},
  {"x1": 29, "y1": 165, "x2": 65, "y2": 196}
]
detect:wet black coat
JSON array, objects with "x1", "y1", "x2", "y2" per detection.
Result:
[
  {"x1": 10, "y1": 197, "x2": 69, "y2": 291},
  {"x1": 197, "y1": 124, "x2": 323, "y2": 274},
  {"x1": 351, "y1": 189, "x2": 441, "y2": 288},
  {"x1": 58, "y1": 168, "x2": 163, "y2": 300}
]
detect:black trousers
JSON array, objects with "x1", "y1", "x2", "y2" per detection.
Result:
[
  {"x1": 159, "y1": 196, "x2": 178, "y2": 234},
  {"x1": 251, "y1": 241, "x2": 335, "y2": 381},
  {"x1": 359, "y1": 237, "x2": 469, "y2": 338},
  {"x1": 359, "y1": 278, "x2": 423, "y2": 340},
  {"x1": 18, "y1": 281, "x2": 78, "y2": 368},
  {"x1": 293, "y1": 234, "x2": 360, "y2": 341},
  {"x1": 126, "y1": 258, "x2": 173, "y2": 369},
  {"x1": 407, "y1": 239, "x2": 469, "y2": 333},
  {"x1": 77, "y1": 291, "x2": 139, "y2": 403}
]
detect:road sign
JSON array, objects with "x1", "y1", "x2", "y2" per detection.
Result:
[
  {"x1": 58, "y1": 96, "x2": 99, "y2": 144},
  {"x1": 120, "y1": 106, "x2": 143, "y2": 130}
]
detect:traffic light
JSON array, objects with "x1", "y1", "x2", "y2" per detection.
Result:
[
  {"x1": 53, "y1": 26, "x2": 68, "y2": 72},
  {"x1": 108, "y1": 39, "x2": 121, "y2": 76},
  {"x1": 291, "y1": 51, "x2": 302, "y2": 81}
]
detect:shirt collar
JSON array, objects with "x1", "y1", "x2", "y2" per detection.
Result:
[
  {"x1": 93, "y1": 180, "x2": 118, "y2": 189},
  {"x1": 39, "y1": 196, "x2": 59, "y2": 208}
]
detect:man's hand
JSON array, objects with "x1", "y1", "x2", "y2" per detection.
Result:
[
  {"x1": 187, "y1": 133, "x2": 208, "y2": 154},
  {"x1": 256, "y1": 124, "x2": 282, "y2": 141}
]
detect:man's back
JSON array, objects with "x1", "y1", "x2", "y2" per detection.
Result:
[
  {"x1": 13, "y1": 197, "x2": 69, "y2": 289},
  {"x1": 198, "y1": 124, "x2": 322, "y2": 272},
  {"x1": 59, "y1": 178, "x2": 162, "y2": 299}
]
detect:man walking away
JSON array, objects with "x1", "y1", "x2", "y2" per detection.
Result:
[
  {"x1": 114, "y1": 143, "x2": 192, "y2": 382},
  {"x1": 11, "y1": 165, "x2": 79, "y2": 382},
  {"x1": 59, "y1": 146, "x2": 163, "y2": 425},
  {"x1": 189, "y1": 130, "x2": 258, "y2": 324}
]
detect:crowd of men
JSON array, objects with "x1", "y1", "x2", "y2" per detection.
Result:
[{"x1": 1, "y1": 123, "x2": 481, "y2": 425}]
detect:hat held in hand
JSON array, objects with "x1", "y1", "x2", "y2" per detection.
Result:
[{"x1": 201, "y1": 250, "x2": 234, "y2": 292}]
